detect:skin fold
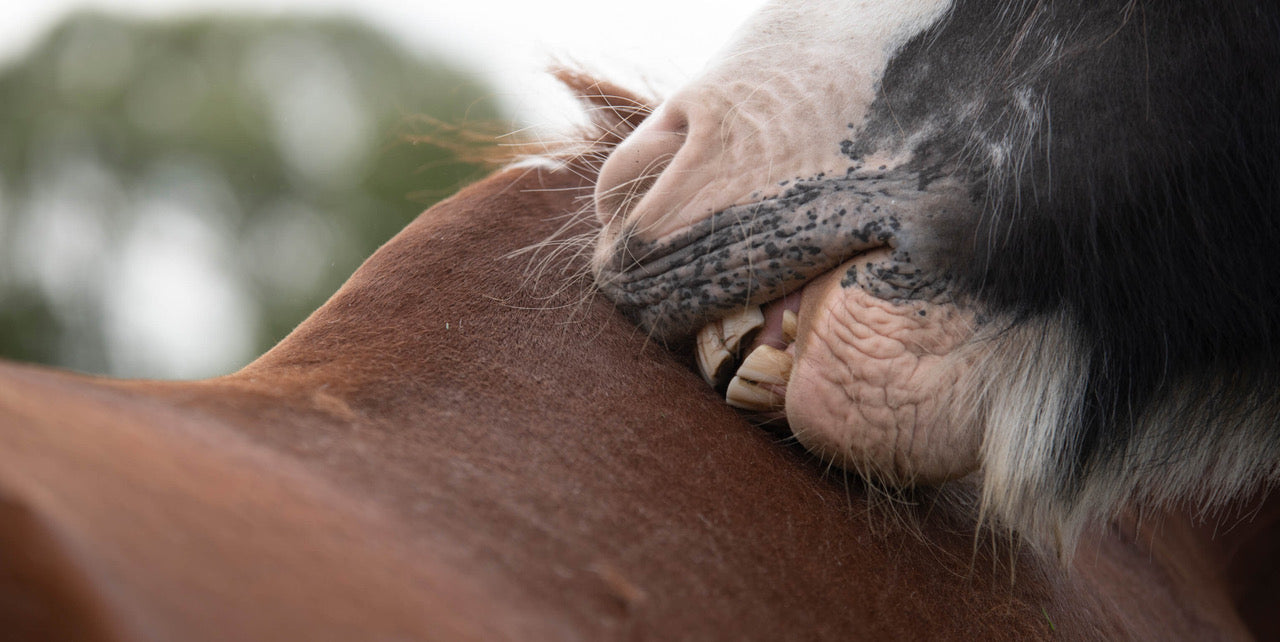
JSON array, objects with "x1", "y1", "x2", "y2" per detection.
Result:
[{"x1": 787, "y1": 250, "x2": 980, "y2": 485}]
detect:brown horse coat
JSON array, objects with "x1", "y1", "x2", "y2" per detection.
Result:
[{"x1": 0, "y1": 154, "x2": 1263, "y2": 639}]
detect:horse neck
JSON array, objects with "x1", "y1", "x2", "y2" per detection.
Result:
[{"x1": 228, "y1": 165, "x2": 594, "y2": 417}]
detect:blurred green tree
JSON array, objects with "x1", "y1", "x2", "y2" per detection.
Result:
[{"x1": 0, "y1": 11, "x2": 502, "y2": 378}]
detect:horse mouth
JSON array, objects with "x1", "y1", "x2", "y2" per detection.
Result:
[
  {"x1": 696, "y1": 293, "x2": 798, "y2": 418},
  {"x1": 693, "y1": 260, "x2": 861, "y2": 419},
  {"x1": 593, "y1": 172, "x2": 957, "y2": 419}
]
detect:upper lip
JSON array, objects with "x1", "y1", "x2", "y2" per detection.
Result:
[{"x1": 596, "y1": 168, "x2": 950, "y2": 344}]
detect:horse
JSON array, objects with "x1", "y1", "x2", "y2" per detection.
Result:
[
  {"x1": 0, "y1": 72, "x2": 1272, "y2": 640},
  {"x1": 590, "y1": 0, "x2": 1280, "y2": 557}
]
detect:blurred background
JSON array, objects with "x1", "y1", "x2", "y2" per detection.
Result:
[{"x1": 0, "y1": 1, "x2": 763, "y2": 379}]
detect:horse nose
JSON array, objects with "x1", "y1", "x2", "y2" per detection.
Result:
[{"x1": 594, "y1": 105, "x2": 689, "y2": 226}]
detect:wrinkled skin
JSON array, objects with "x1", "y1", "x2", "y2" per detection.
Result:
[{"x1": 787, "y1": 251, "x2": 979, "y2": 484}]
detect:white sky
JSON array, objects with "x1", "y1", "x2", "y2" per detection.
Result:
[{"x1": 2, "y1": 0, "x2": 768, "y2": 127}]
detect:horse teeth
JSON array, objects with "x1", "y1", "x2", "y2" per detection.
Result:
[
  {"x1": 695, "y1": 306, "x2": 764, "y2": 389},
  {"x1": 735, "y1": 345, "x2": 792, "y2": 386},
  {"x1": 725, "y1": 376, "x2": 786, "y2": 411},
  {"x1": 781, "y1": 309, "x2": 798, "y2": 344},
  {"x1": 696, "y1": 321, "x2": 733, "y2": 387},
  {"x1": 719, "y1": 305, "x2": 765, "y2": 350}
]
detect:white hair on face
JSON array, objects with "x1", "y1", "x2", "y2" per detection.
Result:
[
  {"x1": 963, "y1": 312, "x2": 1091, "y2": 555},
  {"x1": 968, "y1": 308, "x2": 1280, "y2": 559}
]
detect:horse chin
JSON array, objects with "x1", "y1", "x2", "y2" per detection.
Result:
[{"x1": 696, "y1": 250, "x2": 984, "y2": 486}]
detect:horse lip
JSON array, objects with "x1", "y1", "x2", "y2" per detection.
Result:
[
  {"x1": 595, "y1": 170, "x2": 952, "y2": 342},
  {"x1": 597, "y1": 234, "x2": 881, "y2": 344}
]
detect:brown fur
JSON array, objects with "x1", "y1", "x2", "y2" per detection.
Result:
[{"x1": 0, "y1": 81, "x2": 1269, "y2": 639}]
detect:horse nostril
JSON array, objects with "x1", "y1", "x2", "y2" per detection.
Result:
[{"x1": 594, "y1": 106, "x2": 689, "y2": 226}]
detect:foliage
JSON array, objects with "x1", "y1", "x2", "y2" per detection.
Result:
[{"x1": 0, "y1": 11, "x2": 501, "y2": 377}]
